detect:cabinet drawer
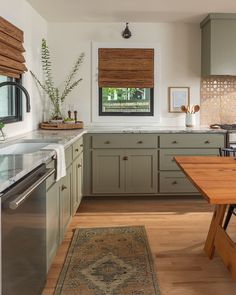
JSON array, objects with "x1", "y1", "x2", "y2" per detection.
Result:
[
  {"x1": 160, "y1": 134, "x2": 225, "y2": 148},
  {"x1": 46, "y1": 160, "x2": 56, "y2": 190},
  {"x1": 159, "y1": 172, "x2": 199, "y2": 193},
  {"x1": 92, "y1": 134, "x2": 158, "y2": 148},
  {"x1": 73, "y1": 137, "x2": 83, "y2": 159},
  {"x1": 65, "y1": 146, "x2": 73, "y2": 168},
  {"x1": 160, "y1": 148, "x2": 220, "y2": 171}
]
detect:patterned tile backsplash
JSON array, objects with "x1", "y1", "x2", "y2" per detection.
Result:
[{"x1": 200, "y1": 76, "x2": 236, "y2": 125}]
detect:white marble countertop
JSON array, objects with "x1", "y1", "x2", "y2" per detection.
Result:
[
  {"x1": 0, "y1": 126, "x2": 226, "y2": 193},
  {"x1": 0, "y1": 129, "x2": 86, "y2": 193},
  {"x1": 86, "y1": 126, "x2": 227, "y2": 134}
]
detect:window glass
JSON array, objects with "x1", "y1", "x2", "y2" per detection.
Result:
[
  {"x1": 0, "y1": 75, "x2": 22, "y2": 123},
  {"x1": 99, "y1": 87, "x2": 154, "y2": 116}
]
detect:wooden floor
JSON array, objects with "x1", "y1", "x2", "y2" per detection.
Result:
[{"x1": 43, "y1": 196, "x2": 236, "y2": 295}]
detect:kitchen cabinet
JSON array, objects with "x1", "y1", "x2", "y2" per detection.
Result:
[
  {"x1": 159, "y1": 171, "x2": 198, "y2": 193},
  {"x1": 60, "y1": 165, "x2": 72, "y2": 241},
  {"x1": 46, "y1": 136, "x2": 83, "y2": 271},
  {"x1": 72, "y1": 137, "x2": 83, "y2": 214},
  {"x1": 72, "y1": 152, "x2": 83, "y2": 214},
  {"x1": 92, "y1": 149, "x2": 157, "y2": 194},
  {"x1": 84, "y1": 133, "x2": 226, "y2": 196},
  {"x1": 126, "y1": 149, "x2": 157, "y2": 193},
  {"x1": 159, "y1": 148, "x2": 220, "y2": 171},
  {"x1": 201, "y1": 13, "x2": 236, "y2": 76},
  {"x1": 92, "y1": 149, "x2": 125, "y2": 194}
]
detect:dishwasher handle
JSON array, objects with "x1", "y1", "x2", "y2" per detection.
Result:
[{"x1": 9, "y1": 168, "x2": 55, "y2": 210}]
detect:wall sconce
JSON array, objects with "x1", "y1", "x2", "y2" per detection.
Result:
[{"x1": 122, "y1": 22, "x2": 132, "y2": 39}]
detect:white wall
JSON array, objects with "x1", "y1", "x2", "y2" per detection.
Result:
[
  {"x1": 0, "y1": 0, "x2": 47, "y2": 137},
  {"x1": 48, "y1": 22, "x2": 201, "y2": 127}
]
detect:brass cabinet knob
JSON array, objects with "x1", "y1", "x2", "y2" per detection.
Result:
[
  {"x1": 61, "y1": 185, "x2": 67, "y2": 191},
  {"x1": 172, "y1": 140, "x2": 178, "y2": 144},
  {"x1": 123, "y1": 156, "x2": 128, "y2": 161},
  {"x1": 137, "y1": 140, "x2": 143, "y2": 144},
  {"x1": 80, "y1": 144, "x2": 83, "y2": 147},
  {"x1": 75, "y1": 148, "x2": 79, "y2": 152},
  {"x1": 78, "y1": 164, "x2": 82, "y2": 168},
  {"x1": 205, "y1": 140, "x2": 210, "y2": 144},
  {"x1": 172, "y1": 181, "x2": 178, "y2": 185},
  {"x1": 105, "y1": 141, "x2": 110, "y2": 144}
]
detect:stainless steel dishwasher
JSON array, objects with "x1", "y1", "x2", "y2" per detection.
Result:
[{"x1": 1, "y1": 164, "x2": 55, "y2": 295}]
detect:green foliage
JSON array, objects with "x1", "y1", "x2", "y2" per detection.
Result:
[
  {"x1": 30, "y1": 39, "x2": 84, "y2": 119},
  {"x1": 102, "y1": 88, "x2": 143, "y2": 101},
  {"x1": 0, "y1": 120, "x2": 4, "y2": 130}
]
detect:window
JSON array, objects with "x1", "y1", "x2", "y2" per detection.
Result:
[
  {"x1": 99, "y1": 87, "x2": 153, "y2": 116},
  {"x1": 98, "y1": 48, "x2": 154, "y2": 116},
  {"x1": 0, "y1": 16, "x2": 27, "y2": 123},
  {"x1": 0, "y1": 75, "x2": 22, "y2": 123}
]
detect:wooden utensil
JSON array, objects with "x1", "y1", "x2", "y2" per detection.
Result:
[
  {"x1": 181, "y1": 105, "x2": 188, "y2": 113},
  {"x1": 193, "y1": 105, "x2": 200, "y2": 113}
]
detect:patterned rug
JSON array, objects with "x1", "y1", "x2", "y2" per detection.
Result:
[{"x1": 54, "y1": 226, "x2": 161, "y2": 295}]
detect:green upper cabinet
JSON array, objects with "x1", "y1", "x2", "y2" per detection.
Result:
[{"x1": 201, "y1": 13, "x2": 236, "y2": 76}]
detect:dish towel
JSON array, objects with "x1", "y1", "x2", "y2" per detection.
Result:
[{"x1": 43, "y1": 144, "x2": 66, "y2": 181}]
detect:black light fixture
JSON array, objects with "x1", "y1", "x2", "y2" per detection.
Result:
[{"x1": 122, "y1": 22, "x2": 132, "y2": 39}]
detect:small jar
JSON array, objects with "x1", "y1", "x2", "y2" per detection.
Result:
[{"x1": 185, "y1": 113, "x2": 196, "y2": 127}]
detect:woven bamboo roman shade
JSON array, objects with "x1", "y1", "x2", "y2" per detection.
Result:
[
  {"x1": 0, "y1": 16, "x2": 27, "y2": 78},
  {"x1": 98, "y1": 48, "x2": 154, "y2": 88}
]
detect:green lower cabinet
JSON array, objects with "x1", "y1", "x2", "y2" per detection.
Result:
[
  {"x1": 92, "y1": 149, "x2": 157, "y2": 194},
  {"x1": 126, "y1": 149, "x2": 158, "y2": 193},
  {"x1": 92, "y1": 149, "x2": 125, "y2": 194},
  {"x1": 46, "y1": 180, "x2": 60, "y2": 271},
  {"x1": 159, "y1": 171, "x2": 199, "y2": 193},
  {"x1": 72, "y1": 153, "x2": 83, "y2": 215},
  {"x1": 60, "y1": 166, "x2": 72, "y2": 242},
  {"x1": 159, "y1": 148, "x2": 220, "y2": 171}
]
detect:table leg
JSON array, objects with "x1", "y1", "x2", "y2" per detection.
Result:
[{"x1": 204, "y1": 204, "x2": 227, "y2": 259}]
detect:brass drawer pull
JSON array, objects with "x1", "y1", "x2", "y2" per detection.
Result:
[
  {"x1": 105, "y1": 141, "x2": 110, "y2": 144},
  {"x1": 172, "y1": 140, "x2": 178, "y2": 144},
  {"x1": 75, "y1": 148, "x2": 79, "y2": 152},
  {"x1": 123, "y1": 156, "x2": 128, "y2": 161},
  {"x1": 205, "y1": 140, "x2": 210, "y2": 144},
  {"x1": 78, "y1": 164, "x2": 82, "y2": 168},
  {"x1": 80, "y1": 144, "x2": 83, "y2": 147},
  {"x1": 172, "y1": 181, "x2": 178, "y2": 185},
  {"x1": 61, "y1": 185, "x2": 67, "y2": 191},
  {"x1": 137, "y1": 140, "x2": 143, "y2": 144}
]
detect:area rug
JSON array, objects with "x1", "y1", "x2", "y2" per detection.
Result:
[{"x1": 54, "y1": 226, "x2": 161, "y2": 295}]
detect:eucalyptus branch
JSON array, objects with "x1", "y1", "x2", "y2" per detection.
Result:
[
  {"x1": 30, "y1": 38, "x2": 84, "y2": 120},
  {"x1": 61, "y1": 79, "x2": 82, "y2": 102},
  {"x1": 61, "y1": 53, "x2": 84, "y2": 100}
]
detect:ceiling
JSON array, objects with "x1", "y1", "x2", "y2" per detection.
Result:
[{"x1": 26, "y1": 0, "x2": 236, "y2": 23}]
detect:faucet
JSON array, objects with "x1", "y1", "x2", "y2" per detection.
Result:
[{"x1": 0, "y1": 81, "x2": 31, "y2": 112}]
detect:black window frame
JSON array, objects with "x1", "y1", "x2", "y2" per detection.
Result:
[
  {"x1": 99, "y1": 87, "x2": 154, "y2": 116},
  {"x1": 0, "y1": 76, "x2": 22, "y2": 124}
]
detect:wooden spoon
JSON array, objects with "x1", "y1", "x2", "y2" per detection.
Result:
[
  {"x1": 181, "y1": 105, "x2": 187, "y2": 113},
  {"x1": 193, "y1": 105, "x2": 200, "y2": 113}
]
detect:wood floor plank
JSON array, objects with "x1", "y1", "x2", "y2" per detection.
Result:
[{"x1": 42, "y1": 196, "x2": 236, "y2": 295}]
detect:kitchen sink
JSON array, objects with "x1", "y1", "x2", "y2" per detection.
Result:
[{"x1": 0, "y1": 139, "x2": 60, "y2": 155}]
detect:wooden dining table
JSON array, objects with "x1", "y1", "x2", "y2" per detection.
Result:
[{"x1": 174, "y1": 156, "x2": 236, "y2": 281}]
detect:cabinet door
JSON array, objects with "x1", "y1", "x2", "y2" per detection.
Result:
[
  {"x1": 60, "y1": 166, "x2": 72, "y2": 241},
  {"x1": 72, "y1": 153, "x2": 83, "y2": 215},
  {"x1": 46, "y1": 181, "x2": 60, "y2": 271},
  {"x1": 126, "y1": 149, "x2": 158, "y2": 194},
  {"x1": 92, "y1": 149, "x2": 125, "y2": 194}
]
